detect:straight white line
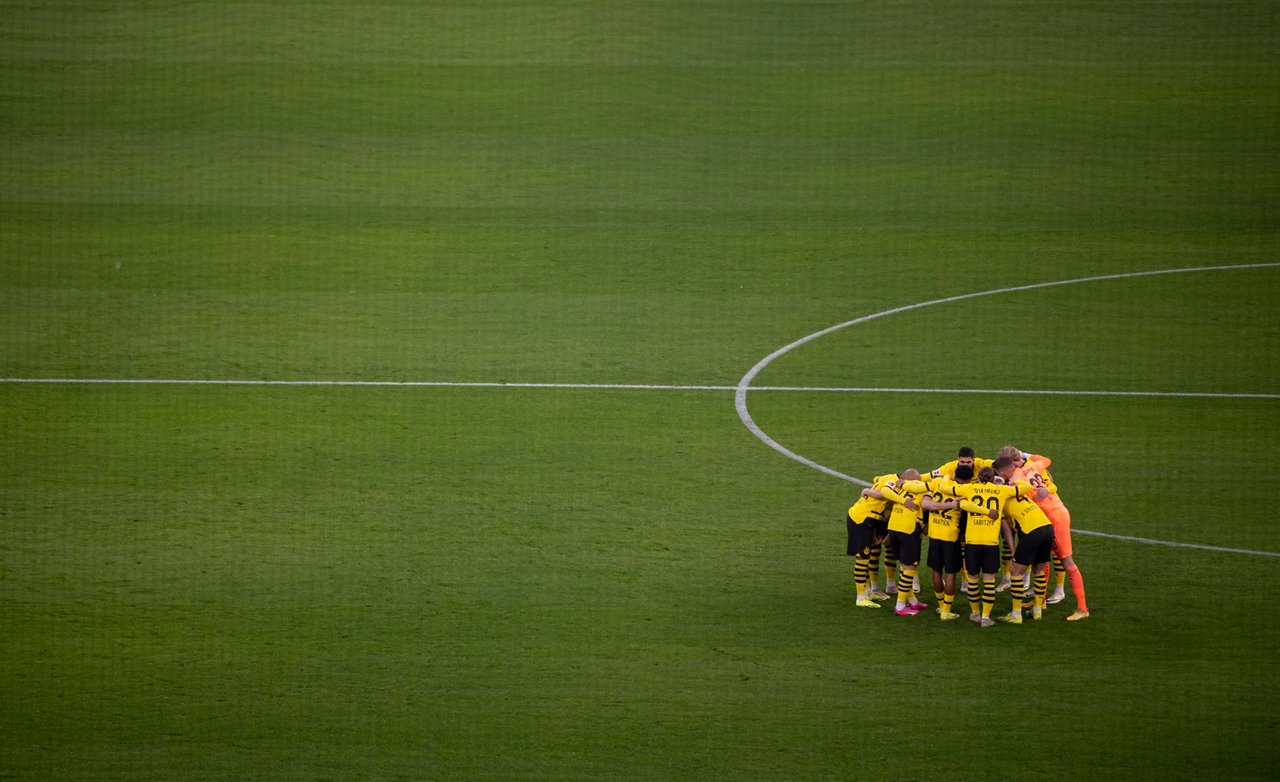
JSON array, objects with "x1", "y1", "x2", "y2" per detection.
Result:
[
  {"x1": 752, "y1": 386, "x2": 1280, "y2": 399},
  {"x1": 2, "y1": 378, "x2": 1275, "y2": 399},
  {"x1": 1073, "y1": 529, "x2": 1280, "y2": 558},
  {"x1": 0, "y1": 378, "x2": 732, "y2": 391}
]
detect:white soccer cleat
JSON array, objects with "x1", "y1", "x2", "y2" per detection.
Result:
[{"x1": 1047, "y1": 590, "x2": 1067, "y2": 605}]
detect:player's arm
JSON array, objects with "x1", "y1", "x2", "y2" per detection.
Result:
[
  {"x1": 900, "y1": 476, "x2": 954, "y2": 495},
  {"x1": 878, "y1": 483, "x2": 909, "y2": 504},
  {"x1": 1008, "y1": 481, "x2": 1038, "y2": 500},
  {"x1": 920, "y1": 495, "x2": 958, "y2": 512},
  {"x1": 957, "y1": 497, "x2": 994, "y2": 519},
  {"x1": 898, "y1": 479, "x2": 930, "y2": 495},
  {"x1": 1044, "y1": 479, "x2": 1059, "y2": 496},
  {"x1": 1027, "y1": 454, "x2": 1052, "y2": 471}
]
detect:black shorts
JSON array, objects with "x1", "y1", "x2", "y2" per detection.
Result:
[
  {"x1": 1013, "y1": 525, "x2": 1055, "y2": 567},
  {"x1": 964, "y1": 543, "x2": 1000, "y2": 575},
  {"x1": 888, "y1": 529, "x2": 921, "y2": 566},
  {"x1": 927, "y1": 538, "x2": 962, "y2": 574},
  {"x1": 873, "y1": 515, "x2": 890, "y2": 539},
  {"x1": 847, "y1": 515, "x2": 873, "y2": 556}
]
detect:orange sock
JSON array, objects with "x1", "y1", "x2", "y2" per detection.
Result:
[{"x1": 1067, "y1": 565, "x2": 1087, "y2": 613}]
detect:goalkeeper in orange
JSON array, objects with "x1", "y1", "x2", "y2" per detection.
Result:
[{"x1": 996, "y1": 446, "x2": 1089, "y2": 621}]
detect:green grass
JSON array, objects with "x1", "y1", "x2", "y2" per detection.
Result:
[{"x1": 2, "y1": 1, "x2": 1279, "y2": 779}]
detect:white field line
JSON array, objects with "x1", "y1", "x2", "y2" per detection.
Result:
[
  {"x1": 1072, "y1": 529, "x2": 1280, "y2": 558},
  {"x1": 734, "y1": 261, "x2": 1280, "y2": 557},
  {"x1": 3, "y1": 263, "x2": 1277, "y2": 555},
  {"x1": 3, "y1": 377, "x2": 1277, "y2": 399}
]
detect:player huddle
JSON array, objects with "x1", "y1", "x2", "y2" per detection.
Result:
[{"x1": 845, "y1": 446, "x2": 1089, "y2": 627}]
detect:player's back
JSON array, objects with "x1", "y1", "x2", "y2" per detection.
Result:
[{"x1": 1012, "y1": 464, "x2": 1066, "y2": 514}]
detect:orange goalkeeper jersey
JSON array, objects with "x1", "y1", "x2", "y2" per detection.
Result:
[{"x1": 1012, "y1": 454, "x2": 1067, "y2": 515}]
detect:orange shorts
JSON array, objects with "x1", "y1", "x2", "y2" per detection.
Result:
[{"x1": 1046, "y1": 507, "x2": 1072, "y2": 559}]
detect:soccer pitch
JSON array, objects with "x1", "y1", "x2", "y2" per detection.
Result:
[{"x1": 2, "y1": 2, "x2": 1278, "y2": 779}]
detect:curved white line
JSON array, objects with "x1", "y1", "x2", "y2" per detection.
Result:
[{"x1": 734, "y1": 262, "x2": 1280, "y2": 554}]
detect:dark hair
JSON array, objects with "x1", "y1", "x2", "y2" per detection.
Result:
[
  {"x1": 993, "y1": 455, "x2": 1015, "y2": 472},
  {"x1": 977, "y1": 466, "x2": 996, "y2": 483},
  {"x1": 958, "y1": 446, "x2": 976, "y2": 458}
]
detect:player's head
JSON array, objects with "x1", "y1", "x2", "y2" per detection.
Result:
[
  {"x1": 901, "y1": 468, "x2": 920, "y2": 481},
  {"x1": 954, "y1": 447, "x2": 977, "y2": 481},
  {"x1": 993, "y1": 455, "x2": 1017, "y2": 482},
  {"x1": 996, "y1": 444, "x2": 1025, "y2": 467},
  {"x1": 977, "y1": 466, "x2": 997, "y2": 484}
]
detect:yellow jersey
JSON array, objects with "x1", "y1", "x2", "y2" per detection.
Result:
[
  {"x1": 932, "y1": 457, "x2": 994, "y2": 480},
  {"x1": 1003, "y1": 493, "x2": 1053, "y2": 535},
  {"x1": 887, "y1": 483, "x2": 926, "y2": 535},
  {"x1": 847, "y1": 473, "x2": 900, "y2": 525},
  {"x1": 910, "y1": 478, "x2": 1031, "y2": 546},
  {"x1": 923, "y1": 485, "x2": 964, "y2": 542}
]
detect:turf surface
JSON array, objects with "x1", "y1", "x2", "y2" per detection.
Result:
[{"x1": 2, "y1": 2, "x2": 1278, "y2": 779}]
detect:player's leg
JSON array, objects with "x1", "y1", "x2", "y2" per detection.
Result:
[
  {"x1": 1046, "y1": 554, "x2": 1066, "y2": 604},
  {"x1": 1050, "y1": 509, "x2": 1089, "y2": 619},
  {"x1": 848, "y1": 518, "x2": 880, "y2": 608},
  {"x1": 1001, "y1": 527, "x2": 1049, "y2": 624},
  {"x1": 1032, "y1": 564, "x2": 1048, "y2": 619},
  {"x1": 930, "y1": 542, "x2": 959, "y2": 620},
  {"x1": 996, "y1": 536, "x2": 1013, "y2": 592},
  {"x1": 980, "y1": 573, "x2": 997, "y2": 626},
  {"x1": 1050, "y1": 555, "x2": 1067, "y2": 603},
  {"x1": 929, "y1": 546, "x2": 946, "y2": 611},
  {"x1": 866, "y1": 539, "x2": 889, "y2": 600},
  {"x1": 999, "y1": 562, "x2": 1027, "y2": 624},
  {"x1": 1062, "y1": 554, "x2": 1088, "y2": 620},
  {"x1": 893, "y1": 533, "x2": 925, "y2": 615},
  {"x1": 883, "y1": 534, "x2": 899, "y2": 595}
]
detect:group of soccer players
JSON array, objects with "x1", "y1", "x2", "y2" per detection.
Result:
[{"x1": 845, "y1": 446, "x2": 1089, "y2": 627}]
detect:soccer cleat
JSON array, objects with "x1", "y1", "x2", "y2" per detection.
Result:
[
  {"x1": 866, "y1": 588, "x2": 891, "y2": 601},
  {"x1": 855, "y1": 599, "x2": 882, "y2": 608},
  {"x1": 939, "y1": 611, "x2": 960, "y2": 621},
  {"x1": 1031, "y1": 609, "x2": 1043, "y2": 620},
  {"x1": 969, "y1": 613, "x2": 981, "y2": 623},
  {"x1": 885, "y1": 584, "x2": 898, "y2": 595},
  {"x1": 894, "y1": 605, "x2": 920, "y2": 616},
  {"x1": 996, "y1": 613, "x2": 1023, "y2": 625},
  {"x1": 995, "y1": 577, "x2": 1012, "y2": 593},
  {"x1": 1047, "y1": 590, "x2": 1067, "y2": 605},
  {"x1": 1067, "y1": 610, "x2": 1090, "y2": 621},
  {"x1": 979, "y1": 617, "x2": 996, "y2": 628},
  {"x1": 908, "y1": 601, "x2": 929, "y2": 611}
]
